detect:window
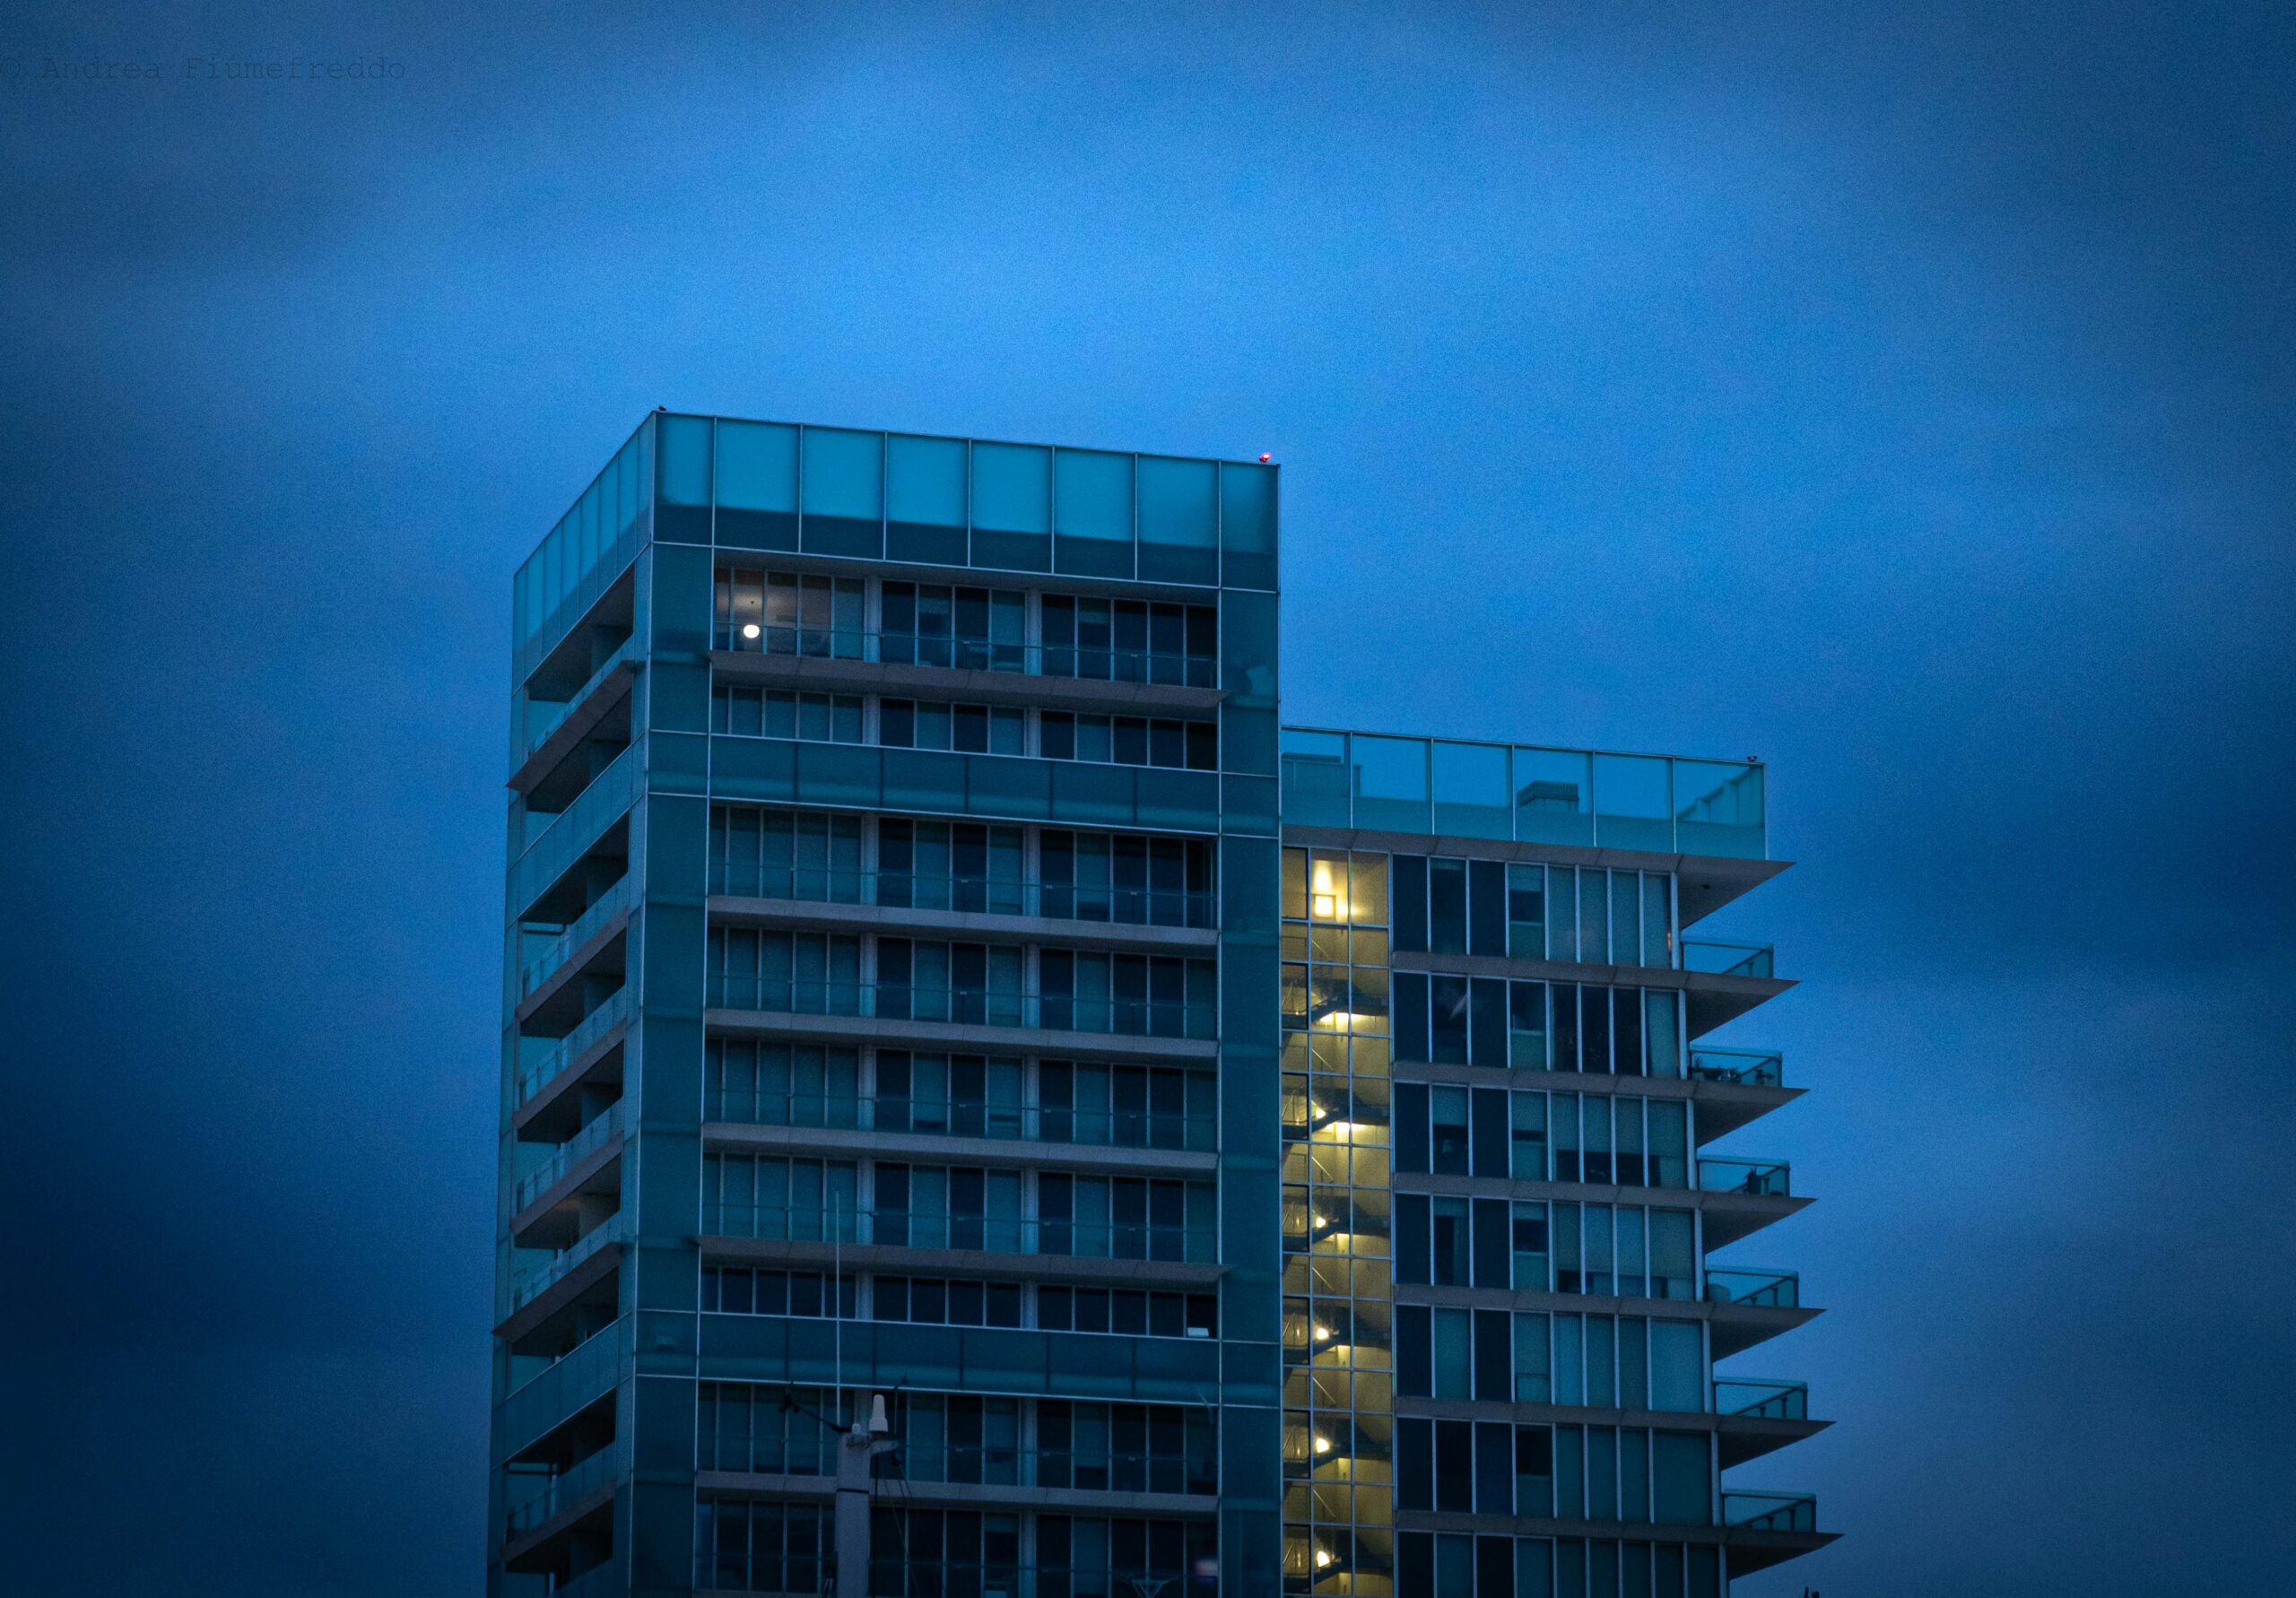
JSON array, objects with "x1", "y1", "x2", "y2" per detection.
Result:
[
  {"x1": 1040, "y1": 595, "x2": 1217, "y2": 687},
  {"x1": 701, "y1": 1267, "x2": 856, "y2": 1318},
  {"x1": 709, "y1": 685, "x2": 865, "y2": 742},
  {"x1": 709, "y1": 805, "x2": 863, "y2": 899},
  {"x1": 1039, "y1": 710, "x2": 1218, "y2": 770},
  {"x1": 715, "y1": 568, "x2": 864, "y2": 654},
  {"x1": 880, "y1": 581, "x2": 1026, "y2": 670}
]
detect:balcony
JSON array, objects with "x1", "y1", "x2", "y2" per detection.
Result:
[
  {"x1": 517, "y1": 638, "x2": 633, "y2": 767},
  {"x1": 710, "y1": 864, "x2": 1215, "y2": 934},
  {"x1": 1723, "y1": 1489, "x2": 1819, "y2": 1533},
  {"x1": 518, "y1": 879, "x2": 635, "y2": 1001},
  {"x1": 514, "y1": 1104, "x2": 627, "y2": 1214},
  {"x1": 1697, "y1": 1155, "x2": 1791, "y2": 1198},
  {"x1": 1681, "y1": 938, "x2": 1776, "y2": 979},
  {"x1": 1688, "y1": 1047, "x2": 1783, "y2": 1088},
  {"x1": 516, "y1": 988, "x2": 631, "y2": 1109},
  {"x1": 1714, "y1": 1378, "x2": 1809, "y2": 1421},
  {"x1": 702, "y1": 1092, "x2": 1216, "y2": 1154},
  {"x1": 511, "y1": 1215, "x2": 629, "y2": 1313},
  {"x1": 1278, "y1": 726, "x2": 1769, "y2": 864},
  {"x1": 701, "y1": 1203, "x2": 1215, "y2": 1265},
  {"x1": 704, "y1": 977, "x2": 1217, "y2": 1044},
  {"x1": 505, "y1": 1441, "x2": 621, "y2": 1542},
  {"x1": 1705, "y1": 1266, "x2": 1800, "y2": 1309},
  {"x1": 718, "y1": 622, "x2": 1218, "y2": 689}
]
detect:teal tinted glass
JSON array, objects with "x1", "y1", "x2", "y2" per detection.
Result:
[
  {"x1": 717, "y1": 421, "x2": 798, "y2": 512},
  {"x1": 1279, "y1": 729, "x2": 1351, "y2": 827},
  {"x1": 1593, "y1": 753, "x2": 1672, "y2": 851},
  {"x1": 1431, "y1": 741, "x2": 1511, "y2": 838},
  {"x1": 1673, "y1": 759, "x2": 1765, "y2": 859},
  {"x1": 1054, "y1": 449, "x2": 1134, "y2": 578},
  {"x1": 1513, "y1": 748, "x2": 1594, "y2": 845},
  {"x1": 657, "y1": 413, "x2": 713, "y2": 507},
  {"x1": 1136, "y1": 456, "x2": 1217, "y2": 586},
  {"x1": 799, "y1": 428, "x2": 882, "y2": 521},
  {"x1": 1352, "y1": 734, "x2": 1431, "y2": 833},
  {"x1": 1218, "y1": 460, "x2": 1277, "y2": 589},
  {"x1": 886, "y1": 434, "x2": 966, "y2": 526},
  {"x1": 970, "y1": 442, "x2": 1049, "y2": 532}
]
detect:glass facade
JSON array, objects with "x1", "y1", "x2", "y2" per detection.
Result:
[{"x1": 490, "y1": 413, "x2": 1826, "y2": 1598}]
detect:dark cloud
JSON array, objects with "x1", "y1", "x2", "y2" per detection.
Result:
[{"x1": 1, "y1": 2, "x2": 2289, "y2": 1594}]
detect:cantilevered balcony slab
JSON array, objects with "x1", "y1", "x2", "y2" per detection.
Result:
[
  {"x1": 696, "y1": 1234, "x2": 1224, "y2": 1289},
  {"x1": 495, "y1": 1237, "x2": 624, "y2": 1345},
  {"x1": 691, "y1": 1470, "x2": 1217, "y2": 1519},
  {"x1": 509, "y1": 657, "x2": 638, "y2": 796},
  {"x1": 701, "y1": 1121, "x2": 1218, "y2": 1178},
  {"x1": 1395, "y1": 1172, "x2": 1810, "y2": 1248},
  {"x1": 1397, "y1": 1397, "x2": 1829, "y2": 1469},
  {"x1": 1393, "y1": 1508, "x2": 1836, "y2": 1574},
  {"x1": 1388, "y1": 949, "x2": 1794, "y2": 1037},
  {"x1": 704, "y1": 1007, "x2": 1219, "y2": 1066},
  {"x1": 711, "y1": 649, "x2": 1225, "y2": 715},
  {"x1": 1397, "y1": 1283, "x2": 1820, "y2": 1360},
  {"x1": 708, "y1": 893, "x2": 1216, "y2": 954},
  {"x1": 1391, "y1": 1059, "x2": 1801, "y2": 1141},
  {"x1": 1281, "y1": 823, "x2": 1790, "y2": 925},
  {"x1": 508, "y1": 1129, "x2": 628, "y2": 1245},
  {"x1": 514, "y1": 923, "x2": 631, "y2": 1029}
]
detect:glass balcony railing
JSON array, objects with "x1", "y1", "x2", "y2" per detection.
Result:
[
  {"x1": 1714, "y1": 1379, "x2": 1810, "y2": 1421},
  {"x1": 515, "y1": 987, "x2": 631, "y2": 1107},
  {"x1": 513, "y1": 1104, "x2": 627, "y2": 1212},
  {"x1": 521, "y1": 638, "x2": 636, "y2": 763},
  {"x1": 701, "y1": 1203, "x2": 1214, "y2": 1264},
  {"x1": 703, "y1": 977, "x2": 1217, "y2": 1042},
  {"x1": 1698, "y1": 1156, "x2": 1792, "y2": 1197},
  {"x1": 1278, "y1": 726, "x2": 1766, "y2": 859},
  {"x1": 510, "y1": 1215, "x2": 629, "y2": 1311},
  {"x1": 700, "y1": 1090, "x2": 1216, "y2": 1153},
  {"x1": 1681, "y1": 939, "x2": 1776, "y2": 979},
  {"x1": 715, "y1": 623, "x2": 1217, "y2": 690},
  {"x1": 708, "y1": 864, "x2": 1216, "y2": 931},
  {"x1": 518, "y1": 879, "x2": 634, "y2": 999},
  {"x1": 1722, "y1": 1489, "x2": 1818, "y2": 1533},
  {"x1": 1688, "y1": 1047, "x2": 1784, "y2": 1087},
  {"x1": 1704, "y1": 1267, "x2": 1801, "y2": 1309},
  {"x1": 504, "y1": 1316, "x2": 629, "y2": 1408},
  {"x1": 504, "y1": 1443, "x2": 622, "y2": 1539}
]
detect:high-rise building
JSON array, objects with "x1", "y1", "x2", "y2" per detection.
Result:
[{"x1": 491, "y1": 413, "x2": 1830, "y2": 1598}]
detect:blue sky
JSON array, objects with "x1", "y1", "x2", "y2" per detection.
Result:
[{"x1": 2, "y1": 2, "x2": 2291, "y2": 1593}]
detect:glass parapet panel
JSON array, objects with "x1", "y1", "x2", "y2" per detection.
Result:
[
  {"x1": 1696, "y1": 1156, "x2": 1791, "y2": 1197},
  {"x1": 635, "y1": 413, "x2": 1274, "y2": 589},
  {"x1": 1687, "y1": 1047, "x2": 1783, "y2": 1087},
  {"x1": 1280, "y1": 728, "x2": 1767, "y2": 859},
  {"x1": 1681, "y1": 938, "x2": 1776, "y2": 978},
  {"x1": 514, "y1": 419, "x2": 650, "y2": 684},
  {"x1": 1713, "y1": 1378, "x2": 1808, "y2": 1420},
  {"x1": 1722, "y1": 1489, "x2": 1818, "y2": 1533},
  {"x1": 1703, "y1": 1267, "x2": 1799, "y2": 1308}
]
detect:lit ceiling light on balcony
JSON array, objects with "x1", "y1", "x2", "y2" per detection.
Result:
[
  {"x1": 742, "y1": 622, "x2": 761, "y2": 639},
  {"x1": 1312, "y1": 1435, "x2": 1332, "y2": 1454},
  {"x1": 1311, "y1": 1323, "x2": 1333, "y2": 1342},
  {"x1": 1314, "y1": 1549, "x2": 1334, "y2": 1569}
]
